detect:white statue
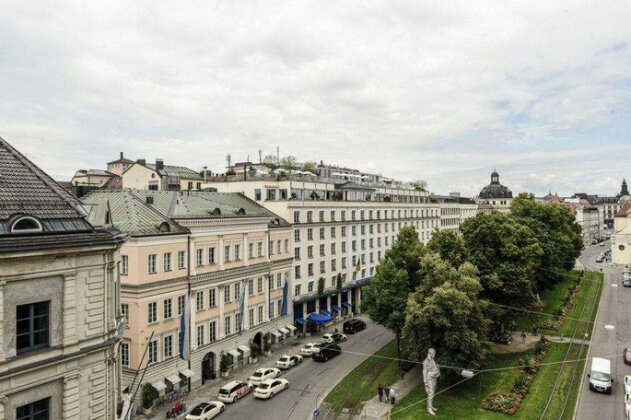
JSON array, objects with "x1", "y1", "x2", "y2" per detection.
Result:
[{"x1": 422, "y1": 348, "x2": 440, "y2": 416}]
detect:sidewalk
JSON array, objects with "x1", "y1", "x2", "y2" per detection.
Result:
[
  {"x1": 359, "y1": 365, "x2": 423, "y2": 419},
  {"x1": 139, "y1": 316, "x2": 357, "y2": 419}
]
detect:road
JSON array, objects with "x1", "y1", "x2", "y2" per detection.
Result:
[
  {"x1": 155, "y1": 316, "x2": 394, "y2": 420},
  {"x1": 575, "y1": 242, "x2": 628, "y2": 420}
]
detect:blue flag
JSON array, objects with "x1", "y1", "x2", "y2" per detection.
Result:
[
  {"x1": 179, "y1": 297, "x2": 190, "y2": 360},
  {"x1": 281, "y1": 279, "x2": 288, "y2": 317}
]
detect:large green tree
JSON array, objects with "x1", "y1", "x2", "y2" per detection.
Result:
[
  {"x1": 383, "y1": 226, "x2": 426, "y2": 292},
  {"x1": 403, "y1": 257, "x2": 490, "y2": 370},
  {"x1": 362, "y1": 259, "x2": 408, "y2": 361},
  {"x1": 426, "y1": 228, "x2": 467, "y2": 268},
  {"x1": 461, "y1": 211, "x2": 543, "y2": 308}
]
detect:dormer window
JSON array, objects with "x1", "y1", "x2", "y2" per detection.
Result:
[
  {"x1": 11, "y1": 216, "x2": 43, "y2": 234},
  {"x1": 211, "y1": 208, "x2": 221, "y2": 216},
  {"x1": 236, "y1": 208, "x2": 246, "y2": 215},
  {"x1": 158, "y1": 222, "x2": 170, "y2": 232}
]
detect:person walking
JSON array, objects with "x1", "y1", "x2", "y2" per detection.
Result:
[
  {"x1": 378, "y1": 384, "x2": 383, "y2": 402},
  {"x1": 390, "y1": 388, "x2": 396, "y2": 405},
  {"x1": 384, "y1": 387, "x2": 390, "y2": 403},
  {"x1": 521, "y1": 331, "x2": 527, "y2": 343}
]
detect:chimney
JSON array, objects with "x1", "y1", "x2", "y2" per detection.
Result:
[
  {"x1": 120, "y1": 152, "x2": 124, "y2": 159},
  {"x1": 156, "y1": 159, "x2": 164, "y2": 170},
  {"x1": 137, "y1": 158, "x2": 146, "y2": 166}
]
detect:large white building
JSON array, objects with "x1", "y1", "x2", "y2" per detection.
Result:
[{"x1": 207, "y1": 164, "x2": 478, "y2": 324}]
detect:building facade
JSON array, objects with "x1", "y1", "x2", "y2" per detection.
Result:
[
  {"x1": 0, "y1": 137, "x2": 125, "y2": 420},
  {"x1": 83, "y1": 189, "x2": 294, "y2": 409},
  {"x1": 121, "y1": 159, "x2": 204, "y2": 191},
  {"x1": 612, "y1": 204, "x2": 631, "y2": 266}
]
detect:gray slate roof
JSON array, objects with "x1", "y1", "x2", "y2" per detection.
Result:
[
  {"x1": 145, "y1": 163, "x2": 203, "y2": 180},
  {"x1": 0, "y1": 136, "x2": 93, "y2": 235}
]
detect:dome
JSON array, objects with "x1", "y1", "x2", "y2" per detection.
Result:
[{"x1": 479, "y1": 171, "x2": 513, "y2": 199}]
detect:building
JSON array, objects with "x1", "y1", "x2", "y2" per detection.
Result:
[
  {"x1": 476, "y1": 170, "x2": 513, "y2": 212},
  {"x1": 205, "y1": 168, "x2": 447, "y2": 324},
  {"x1": 612, "y1": 204, "x2": 631, "y2": 266},
  {"x1": 82, "y1": 189, "x2": 294, "y2": 409},
  {"x1": 107, "y1": 152, "x2": 137, "y2": 176},
  {"x1": 433, "y1": 195, "x2": 479, "y2": 232},
  {"x1": 121, "y1": 159, "x2": 204, "y2": 191},
  {"x1": 561, "y1": 198, "x2": 601, "y2": 244},
  {"x1": 0, "y1": 137, "x2": 125, "y2": 419},
  {"x1": 71, "y1": 168, "x2": 119, "y2": 187}
]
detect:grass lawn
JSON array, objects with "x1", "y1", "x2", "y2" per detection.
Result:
[
  {"x1": 556, "y1": 270, "x2": 602, "y2": 337},
  {"x1": 324, "y1": 340, "x2": 404, "y2": 414}
]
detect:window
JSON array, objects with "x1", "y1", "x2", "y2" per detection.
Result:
[
  {"x1": 331, "y1": 259, "x2": 337, "y2": 271},
  {"x1": 235, "y1": 244, "x2": 241, "y2": 260},
  {"x1": 331, "y1": 227, "x2": 336, "y2": 238},
  {"x1": 120, "y1": 342, "x2": 130, "y2": 367},
  {"x1": 236, "y1": 312, "x2": 242, "y2": 333},
  {"x1": 208, "y1": 247, "x2": 215, "y2": 264},
  {"x1": 16, "y1": 301, "x2": 49, "y2": 353},
  {"x1": 294, "y1": 266, "x2": 301, "y2": 279},
  {"x1": 320, "y1": 261, "x2": 325, "y2": 274},
  {"x1": 269, "y1": 301, "x2": 275, "y2": 319},
  {"x1": 307, "y1": 211, "x2": 313, "y2": 222},
  {"x1": 295, "y1": 284, "x2": 301, "y2": 296},
  {"x1": 121, "y1": 255, "x2": 129, "y2": 275},
  {"x1": 164, "y1": 335, "x2": 173, "y2": 358},
  {"x1": 257, "y1": 277, "x2": 264, "y2": 293},
  {"x1": 307, "y1": 228, "x2": 313, "y2": 241},
  {"x1": 196, "y1": 249, "x2": 203, "y2": 266},
  {"x1": 11, "y1": 216, "x2": 42, "y2": 233},
  {"x1": 341, "y1": 210, "x2": 346, "y2": 221},
  {"x1": 331, "y1": 243, "x2": 336, "y2": 255},
  {"x1": 197, "y1": 324, "x2": 205, "y2": 347},
  {"x1": 121, "y1": 303, "x2": 129, "y2": 326},
  {"x1": 308, "y1": 281, "x2": 314, "y2": 293},
  {"x1": 342, "y1": 257, "x2": 347, "y2": 269},
  {"x1": 234, "y1": 282, "x2": 241, "y2": 301},
  {"x1": 178, "y1": 251, "x2": 186, "y2": 269},
  {"x1": 266, "y1": 189, "x2": 276, "y2": 200},
  {"x1": 248, "y1": 279, "x2": 254, "y2": 296},
  {"x1": 196, "y1": 291, "x2": 204, "y2": 311},
  {"x1": 249, "y1": 243, "x2": 254, "y2": 258},
  {"x1": 224, "y1": 245, "x2": 231, "y2": 262},
  {"x1": 319, "y1": 228, "x2": 325, "y2": 240},
  {"x1": 319, "y1": 210, "x2": 325, "y2": 222},
  {"x1": 277, "y1": 240, "x2": 281, "y2": 254},
  {"x1": 163, "y1": 252, "x2": 172, "y2": 271},
  {"x1": 268, "y1": 241, "x2": 274, "y2": 256},
  {"x1": 209, "y1": 321, "x2": 217, "y2": 342},
  {"x1": 294, "y1": 247, "x2": 301, "y2": 260},
  {"x1": 341, "y1": 226, "x2": 347, "y2": 237},
  {"x1": 255, "y1": 189, "x2": 262, "y2": 200},
  {"x1": 224, "y1": 316, "x2": 232, "y2": 336},
  {"x1": 284, "y1": 239, "x2": 289, "y2": 253},
  {"x1": 16, "y1": 398, "x2": 50, "y2": 420},
  {"x1": 148, "y1": 339, "x2": 158, "y2": 364},
  {"x1": 178, "y1": 295, "x2": 185, "y2": 316},
  {"x1": 164, "y1": 298, "x2": 172, "y2": 319},
  {"x1": 277, "y1": 273, "x2": 282, "y2": 289},
  {"x1": 258, "y1": 305, "x2": 264, "y2": 323},
  {"x1": 320, "y1": 244, "x2": 325, "y2": 257},
  {"x1": 330, "y1": 210, "x2": 336, "y2": 221},
  {"x1": 308, "y1": 263, "x2": 314, "y2": 276},
  {"x1": 224, "y1": 285, "x2": 231, "y2": 303},
  {"x1": 209, "y1": 288, "x2": 216, "y2": 307},
  {"x1": 342, "y1": 242, "x2": 346, "y2": 253},
  {"x1": 308, "y1": 246, "x2": 313, "y2": 258},
  {"x1": 294, "y1": 230, "x2": 301, "y2": 242},
  {"x1": 258, "y1": 242, "x2": 263, "y2": 256},
  {"x1": 294, "y1": 211, "x2": 300, "y2": 223},
  {"x1": 148, "y1": 254, "x2": 157, "y2": 274},
  {"x1": 148, "y1": 302, "x2": 158, "y2": 323}
]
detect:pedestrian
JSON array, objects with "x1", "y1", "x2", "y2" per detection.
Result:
[
  {"x1": 390, "y1": 388, "x2": 396, "y2": 405},
  {"x1": 510, "y1": 320, "x2": 517, "y2": 333},
  {"x1": 378, "y1": 384, "x2": 383, "y2": 402},
  {"x1": 521, "y1": 331, "x2": 527, "y2": 343},
  {"x1": 384, "y1": 387, "x2": 390, "y2": 402},
  {"x1": 532, "y1": 323, "x2": 537, "y2": 336}
]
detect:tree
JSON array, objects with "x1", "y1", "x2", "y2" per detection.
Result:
[
  {"x1": 301, "y1": 161, "x2": 318, "y2": 173},
  {"x1": 403, "y1": 258, "x2": 490, "y2": 371},
  {"x1": 336, "y1": 273, "x2": 343, "y2": 291},
  {"x1": 280, "y1": 155, "x2": 297, "y2": 171},
  {"x1": 383, "y1": 226, "x2": 425, "y2": 292},
  {"x1": 262, "y1": 154, "x2": 277, "y2": 166},
  {"x1": 362, "y1": 259, "x2": 409, "y2": 362},
  {"x1": 427, "y1": 228, "x2": 467, "y2": 268},
  {"x1": 412, "y1": 180, "x2": 428, "y2": 191},
  {"x1": 461, "y1": 211, "x2": 543, "y2": 309}
]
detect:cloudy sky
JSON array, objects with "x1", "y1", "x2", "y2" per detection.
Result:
[{"x1": 1, "y1": 1, "x2": 630, "y2": 196}]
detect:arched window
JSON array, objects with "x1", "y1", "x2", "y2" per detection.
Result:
[
  {"x1": 236, "y1": 208, "x2": 246, "y2": 215},
  {"x1": 158, "y1": 222, "x2": 171, "y2": 233},
  {"x1": 11, "y1": 216, "x2": 43, "y2": 233}
]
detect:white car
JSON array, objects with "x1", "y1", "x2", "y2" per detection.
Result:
[
  {"x1": 275, "y1": 354, "x2": 303, "y2": 370},
  {"x1": 626, "y1": 394, "x2": 631, "y2": 420},
  {"x1": 253, "y1": 378, "x2": 289, "y2": 399},
  {"x1": 248, "y1": 367, "x2": 281, "y2": 387},
  {"x1": 299, "y1": 343, "x2": 322, "y2": 356},
  {"x1": 323, "y1": 333, "x2": 348, "y2": 343},
  {"x1": 185, "y1": 401, "x2": 225, "y2": 420},
  {"x1": 625, "y1": 376, "x2": 631, "y2": 395}
]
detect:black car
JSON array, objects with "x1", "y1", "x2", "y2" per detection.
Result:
[
  {"x1": 343, "y1": 319, "x2": 367, "y2": 334},
  {"x1": 313, "y1": 343, "x2": 342, "y2": 362}
]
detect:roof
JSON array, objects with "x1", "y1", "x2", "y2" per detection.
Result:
[
  {"x1": 73, "y1": 169, "x2": 117, "y2": 178},
  {"x1": 616, "y1": 204, "x2": 631, "y2": 217},
  {"x1": 82, "y1": 189, "x2": 290, "y2": 237},
  {"x1": 102, "y1": 176, "x2": 122, "y2": 189},
  {"x1": 145, "y1": 163, "x2": 203, "y2": 180},
  {"x1": 0, "y1": 136, "x2": 93, "y2": 234},
  {"x1": 335, "y1": 181, "x2": 376, "y2": 191},
  {"x1": 479, "y1": 171, "x2": 513, "y2": 199}
]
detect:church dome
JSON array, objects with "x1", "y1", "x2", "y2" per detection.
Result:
[{"x1": 479, "y1": 171, "x2": 513, "y2": 199}]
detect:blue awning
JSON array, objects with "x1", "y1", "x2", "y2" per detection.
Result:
[
  {"x1": 332, "y1": 305, "x2": 342, "y2": 312},
  {"x1": 343, "y1": 302, "x2": 353, "y2": 308},
  {"x1": 295, "y1": 318, "x2": 306, "y2": 325},
  {"x1": 320, "y1": 310, "x2": 331, "y2": 316},
  {"x1": 308, "y1": 312, "x2": 333, "y2": 324}
]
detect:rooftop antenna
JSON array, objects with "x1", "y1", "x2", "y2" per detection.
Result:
[
  {"x1": 226, "y1": 154, "x2": 231, "y2": 169},
  {"x1": 258, "y1": 149, "x2": 262, "y2": 163},
  {"x1": 276, "y1": 146, "x2": 280, "y2": 163}
]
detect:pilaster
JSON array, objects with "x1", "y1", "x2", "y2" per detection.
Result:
[
  {"x1": 62, "y1": 371, "x2": 81, "y2": 419},
  {"x1": 218, "y1": 285, "x2": 225, "y2": 338},
  {"x1": 243, "y1": 234, "x2": 249, "y2": 267},
  {"x1": 218, "y1": 235, "x2": 225, "y2": 270},
  {"x1": 63, "y1": 274, "x2": 79, "y2": 348},
  {"x1": 0, "y1": 281, "x2": 5, "y2": 363},
  {"x1": 0, "y1": 395, "x2": 7, "y2": 420}
]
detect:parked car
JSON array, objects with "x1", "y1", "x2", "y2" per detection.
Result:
[
  {"x1": 626, "y1": 393, "x2": 631, "y2": 420},
  {"x1": 313, "y1": 343, "x2": 342, "y2": 362},
  {"x1": 248, "y1": 368, "x2": 281, "y2": 387},
  {"x1": 275, "y1": 354, "x2": 303, "y2": 370},
  {"x1": 217, "y1": 380, "x2": 252, "y2": 403},
  {"x1": 323, "y1": 333, "x2": 347, "y2": 343},
  {"x1": 253, "y1": 378, "x2": 289, "y2": 399},
  {"x1": 588, "y1": 357, "x2": 613, "y2": 394},
  {"x1": 624, "y1": 277, "x2": 631, "y2": 288},
  {"x1": 343, "y1": 319, "x2": 367, "y2": 334},
  {"x1": 185, "y1": 402, "x2": 225, "y2": 420},
  {"x1": 624, "y1": 348, "x2": 631, "y2": 365},
  {"x1": 299, "y1": 342, "x2": 322, "y2": 356},
  {"x1": 625, "y1": 375, "x2": 631, "y2": 395},
  {"x1": 596, "y1": 255, "x2": 605, "y2": 263}
]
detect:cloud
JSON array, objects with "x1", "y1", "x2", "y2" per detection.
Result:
[{"x1": 0, "y1": 0, "x2": 630, "y2": 196}]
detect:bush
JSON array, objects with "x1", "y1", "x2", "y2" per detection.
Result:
[
  {"x1": 220, "y1": 353, "x2": 231, "y2": 373},
  {"x1": 512, "y1": 374, "x2": 530, "y2": 396},
  {"x1": 263, "y1": 332, "x2": 272, "y2": 352},
  {"x1": 250, "y1": 341, "x2": 260, "y2": 356},
  {"x1": 534, "y1": 335, "x2": 549, "y2": 355},
  {"x1": 141, "y1": 382, "x2": 154, "y2": 409}
]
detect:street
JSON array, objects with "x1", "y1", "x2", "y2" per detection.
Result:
[
  {"x1": 153, "y1": 316, "x2": 394, "y2": 420},
  {"x1": 575, "y1": 242, "x2": 629, "y2": 420}
]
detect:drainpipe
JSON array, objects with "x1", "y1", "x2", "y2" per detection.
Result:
[{"x1": 187, "y1": 234, "x2": 192, "y2": 390}]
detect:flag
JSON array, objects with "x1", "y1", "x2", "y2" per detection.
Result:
[
  {"x1": 280, "y1": 279, "x2": 288, "y2": 317},
  {"x1": 238, "y1": 280, "x2": 247, "y2": 333},
  {"x1": 179, "y1": 296, "x2": 190, "y2": 360}
]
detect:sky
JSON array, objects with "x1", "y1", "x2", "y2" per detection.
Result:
[{"x1": 1, "y1": 1, "x2": 630, "y2": 197}]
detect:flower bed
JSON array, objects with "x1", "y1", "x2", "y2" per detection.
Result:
[{"x1": 481, "y1": 336, "x2": 550, "y2": 415}]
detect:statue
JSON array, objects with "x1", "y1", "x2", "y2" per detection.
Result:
[{"x1": 422, "y1": 348, "x2": 440, "y2": 416}]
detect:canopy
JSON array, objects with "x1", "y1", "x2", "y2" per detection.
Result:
[
  {"x1": 332, "y1": 305, "x2": 342, "y2": 312},
  {"x1": 295, "y1": 318, "x2": 306, "y2": 325},
  {"x1": 286, "y1": 325, "x2": 297, "y2": 331},
  {"x1": 271, "y1": 331, "x2": 282, "y2": 338},
  {"x1": 238, "y1": 345, "x2": 251, "y2": 354},
  {"x1": 179, "y1": 369, "x2": 195, "y2": 378},
  {"x1": 151, "y1": 381, "x2": 167, "y2": 392},
  {"x1": 228, "y1": 349, "x2": 241, "y2": 358},
  {"x1": 308, "y1": 312, "x2": 333, "y2": 324},
  {"x1": 320, "y1": 310, "x2": 331, "y2": 317},
  {"x1": 343, "y1": 302, "x2": 353, "y2": 308},
  {"x1": 279, "y1": 327, "x2": 290, "y2": 335},
  {"x1": 166, "y1": 375, "x2": 181, "y2": 385}
]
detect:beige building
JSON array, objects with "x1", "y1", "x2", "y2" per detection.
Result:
[
  {"x1": 206, "y1": 172, "x2": 466, "y2": 323},
  {"x1": 83, "y1": 189, "x2": 293, "y2": 410},
  {"x1": 476, "y1": 171, "x2": 513, "y2": 212},
  {"x1": 121, "y1": 159, "x2": 204, "y2": 191},
  {"x1": 612, "y1": 204, "x2": 631, "y2": 266},
  {"x1": 71, "y1": 168, "x2": 118, "y2": 187},
  {"x1": 107, "y1": 152, "x2": 136, "y2": 176},
  {"x1": 0, "y1": 137, "x2": 125, "y2": 420}
]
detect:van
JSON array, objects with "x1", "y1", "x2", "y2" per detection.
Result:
[
  {"x1": 588, "y1": 357, "x2": 613, "y2": 394},
  {"x1": 313, "y1": 343, "x2": 341, "y2": 362},
  {"x1": 217, "y1": 380, "x2": 252, "y2": 403},
  {"x1": 343, "y1": 319, "x2": 367, "y2": 334}
]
